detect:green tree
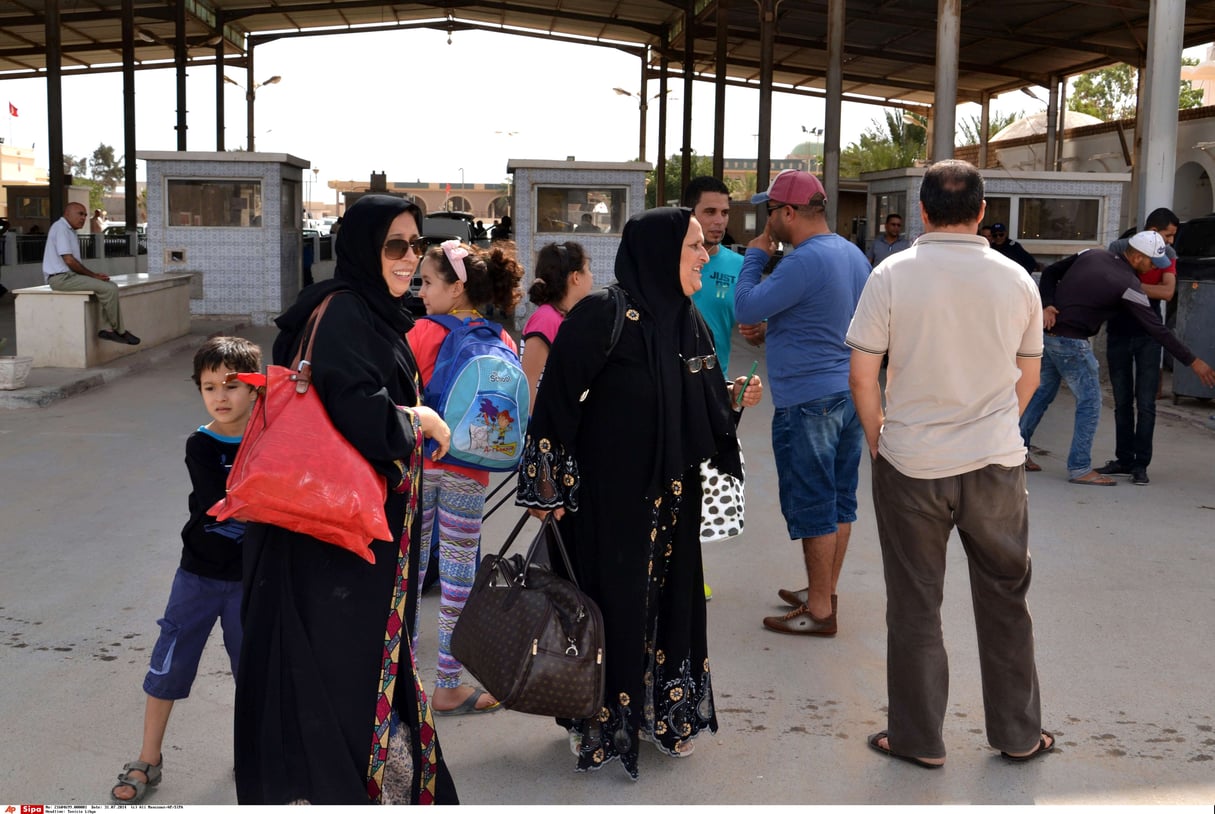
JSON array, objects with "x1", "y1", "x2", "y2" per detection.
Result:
[
  {"x1": 957, "y1": 110, "x2": 1022, "y2": 146},
  {"x1": 89, "y1": 142, "x2": 124, "y2": 192},
  {"x1": 63, "y1": 154, "x2": 88, "y2": 178},
  {"x1": 1068, "y1": 61, "x2": 1202, "y2": 120},
  {"x1": 840, "y1": 110, "x2": 927, "y2": 177},
  {"x1": 645, "y1": 151, "x2": 715, "y2": 207}
]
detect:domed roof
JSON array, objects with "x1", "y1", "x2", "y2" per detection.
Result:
[
  {"x1": 991, "y1": 110, "x2": 1104, "y2": 141},
  {"x1": 789, "y1": 139, "x2": 823, "y2": 156}
]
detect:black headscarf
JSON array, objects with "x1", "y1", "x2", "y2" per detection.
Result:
[
  {"x1": 274, "y1": 194, "x2": 421, "y2": 357},
  {"x1": 615, "y1": 207, "x2": 741, "y2": 492}
]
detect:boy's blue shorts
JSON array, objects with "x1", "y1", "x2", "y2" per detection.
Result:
[{"x1": 142, "y1": 568, "x2": 242, "y2": 701}]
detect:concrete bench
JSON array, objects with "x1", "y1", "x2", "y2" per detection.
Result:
[{"x1": 14, "y1": 273, "x2": 192, "y2": 368}]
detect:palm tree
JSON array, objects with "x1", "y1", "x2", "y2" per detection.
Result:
[{"x1": 840, "y1": 110, "x2": 927, "y2": 177}]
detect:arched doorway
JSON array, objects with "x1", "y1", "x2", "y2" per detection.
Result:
[
  {"x1": 1174, "y1": 161, "x2": 1213, "y2": 221},
  {"x1": 488, "y1": 196, "x2": 511, "y2": 218},
  {"x1": 445, "y1": 195, "x2": 472, "y2": 213}
]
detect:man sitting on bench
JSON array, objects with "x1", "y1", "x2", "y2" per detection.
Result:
[{"x1": 42, "y1": 202, "x2": 140, "y2": 345}]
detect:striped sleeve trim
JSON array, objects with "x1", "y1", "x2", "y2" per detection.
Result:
[
  {"x1": 1016, "y1": 350, "x2": 1044, "y2": 358},
  {"x1": 846, "y1": 338, "x2": 886, "y2": 355}
]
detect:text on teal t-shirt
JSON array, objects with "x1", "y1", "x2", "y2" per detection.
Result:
[{"x1": 691, "y1": 246, "x2": 744, "y2": 376}]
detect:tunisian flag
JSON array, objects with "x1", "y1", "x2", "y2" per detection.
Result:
[{"x1": 7, "y1": 102, "x2": 16, "y2": 117}]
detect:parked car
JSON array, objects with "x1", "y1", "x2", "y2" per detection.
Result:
[
  {"x1": 423, "y1": 212, "x2": 475, "y2": 243},
  {"x1": 102, "y1": 223, "x2": 147, "y2": 256}
]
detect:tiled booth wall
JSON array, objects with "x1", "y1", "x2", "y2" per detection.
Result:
[
  {"x1": 507, "y1": 160, "x2": 651, "y2": 326},
  {"x1": 140, "y1": 151, "x2": 308, "y2": 325}
]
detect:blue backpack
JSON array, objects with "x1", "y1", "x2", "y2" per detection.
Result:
[{"x1": 421, "y1": 314, "x2": 530, "y2": 471}]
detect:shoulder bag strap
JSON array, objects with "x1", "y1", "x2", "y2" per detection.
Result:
[{"x1": 290, "y1": 291, "x2": 344, "y2": 393}]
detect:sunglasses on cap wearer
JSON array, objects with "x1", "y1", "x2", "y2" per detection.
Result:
[{"x1": 382, "y1": 237, "x2": 428, "y2": 260}]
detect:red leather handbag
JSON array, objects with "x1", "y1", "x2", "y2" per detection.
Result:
[{"x1": 210, "y1": 293, "x2": 391, "y2": 563}]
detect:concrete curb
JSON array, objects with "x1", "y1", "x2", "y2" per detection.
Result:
[{"x1": 0, "y1": 319, "x2": 249, "y2": 410}]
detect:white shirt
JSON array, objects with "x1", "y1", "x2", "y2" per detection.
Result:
[
  {"x1": 846, "y1": 232, "x2": 1043, "y2": 479},
  {"x1": 42, "y1": 217, "x2": 80, "y2": 280}
]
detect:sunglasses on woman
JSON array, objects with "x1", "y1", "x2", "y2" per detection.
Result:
[{"x1": 382, "y1": 237, "x2": 428, "y2": 260}]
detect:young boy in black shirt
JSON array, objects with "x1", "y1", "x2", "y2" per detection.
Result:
[{"x1": 110, "y1": 336, "x2": 262, "y2": 803}]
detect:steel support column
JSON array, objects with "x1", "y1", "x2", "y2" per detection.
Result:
[
  {"x1": 712, "y1": 0, "x2": 728, "y2": 180},
  {"x1": 932, "y1": 0, "x2": 960, "y2": 163},
  {"x1": 657, "y1": 55, "x2": 670, "y2": 206},
  {"x1": 978, "y1": 91, "x2": 990, "y2": 168},
  {"x1": 175, "y1": 0, "x2": 187, "y2": 150},
  {"x1": 122, "y1": 0, "x2": 138, "y2": 231},
  {"x1": 681, "y1": 0, "x2": 696, "y2": 195},
  {"x1": 638, "y1": 48, "x2": 648, "y2": 162},
  {"x1": 824, "y1": 0, "x2": 844, "y2": 231},
  {"x1": 1137, "y1": 0, "x2": 1185, "y2": 221},
  {"x1": 46, "y1": 0, "x2": 64, "y2": 219},
  {"x1": 215, "y1": 12, "x2": 225, "y2": 150},
  {"x1": 246, "y1": 45, "x2": 256, "y2": 152},
  {"x1": 756, "y1": 0, "x2": 775, "y2": 229},
  {"x1": 1045, "y1": 75, "x2": 1059, "y2": 171}
]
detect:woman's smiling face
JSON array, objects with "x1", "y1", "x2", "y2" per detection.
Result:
[{"x1": 380, "y1": 211, "x2": 421, "y2": 298}]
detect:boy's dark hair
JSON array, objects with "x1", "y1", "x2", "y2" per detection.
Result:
[
  {"x1": 920, "y1": 159, "x2": 984, "y2": 227},
  {"x1": 425, "y1": 241, "x2": 524, "y2": 314},
  {"x1": 192, "y1": 336, "x2": 263, "y2": 388},
  {"x1": 682, "y1": 176, "x2": 730, "y2": 209},
  {"x1": 529, "y1": 241, "x2": 588, "y2": 306},
  {"x1": 1143, "y1": 207, "x2": 1180, "y2": 232}
]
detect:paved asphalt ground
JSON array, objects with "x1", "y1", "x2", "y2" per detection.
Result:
[{"x1": 2, "y1": 300, "x2": 1214, "y2": 806}]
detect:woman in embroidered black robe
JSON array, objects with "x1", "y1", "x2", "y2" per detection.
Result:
[
  {"x1": 517, "y1": 207, "x2": 756, "y2": 779},
  {"x1": 235, "y1": 195, "x2": 458, "y2": 804}
]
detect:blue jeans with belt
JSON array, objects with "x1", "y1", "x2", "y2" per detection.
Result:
[
  {"x1": 1106, "y1": 333, "x2": 1161, "y2": 469},
  {"x1": 1018, "y1": 334, "x2": 1101, "y2": 478}
]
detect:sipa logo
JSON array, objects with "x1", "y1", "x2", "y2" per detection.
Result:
[{"x1": 21, "y1": 806, "x2": 44, "y2": 814}]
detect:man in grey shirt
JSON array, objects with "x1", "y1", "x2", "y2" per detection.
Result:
[{"x1": 865, "y1": 213, "x2": 910, "y2": 266}]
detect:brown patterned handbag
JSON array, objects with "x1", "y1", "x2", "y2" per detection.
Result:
[{"x1": 451, "y1": 512, "x2": 605, "y2": 720}]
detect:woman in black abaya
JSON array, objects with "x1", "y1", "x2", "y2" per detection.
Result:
[
  {"x1": 517, "y1": 207, "x2": 761, "y2": 779},
  {"x1": 235, "y1": 195, "x2": 458, "y2": 804}
]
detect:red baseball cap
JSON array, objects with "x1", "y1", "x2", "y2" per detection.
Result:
[{"x1": 751, "y1": 169, "x2": 827, "y2": 206}]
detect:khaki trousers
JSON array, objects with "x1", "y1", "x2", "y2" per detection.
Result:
[
  {"x1": 871, "y1": 454, "x2": 1041, "y2": 758},
  {"x1": 47, "y1": 271, "x2": 125, "y2": 333}
]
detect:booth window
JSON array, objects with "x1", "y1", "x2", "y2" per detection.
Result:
[
  {"x1": 535, "y1": 187, "x2": 627, "y2": 234},
  {"x1": 166, "y1": 179, "x2": 263, "y2": 227},
  {"x1": 1017, "y1": 197, "x2": 1100, "y2": 241}
]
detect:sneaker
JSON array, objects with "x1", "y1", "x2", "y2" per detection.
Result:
[
  {"x1": 703, "y1": 583, "x2": 713, "y2": 602},
  {"x1": 1131, "y1": 467, "x2": 1149, "y2": 485},
  {"x1": 762, "y1": 604, "x2": 837, "y2": 637},
  {"x1": 121, "y1": 331, "x2": 142, "y2": 345},
  {"x1": 1095, "y1": 459, "x2": 1134, "y2": 476}
]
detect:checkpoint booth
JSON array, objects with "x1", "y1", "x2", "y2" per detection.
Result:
[{"x1": 139, "y1": 151, "x2": 308, "y2": 325}]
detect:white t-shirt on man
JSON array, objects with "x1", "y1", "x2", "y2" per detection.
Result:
[
  {"x1": 846, "y1": 232, "x2": 1043, "y2": 479},
  {"x1": 42, "y1": 216, "x2": 80, "y2": 280}
]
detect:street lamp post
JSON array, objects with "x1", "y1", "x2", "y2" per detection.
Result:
[
  {"x1": 310, "y1": 167, "x2": 319, "y2": 218},
  {"x1": 224, "y1": 74, "x2": 281, "y2": 151}
]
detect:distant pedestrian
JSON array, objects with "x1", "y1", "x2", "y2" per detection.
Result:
[
  {"x1": 90, "y1": 208, "x2": 106, "y2": 234},
  {"x1": 990, "y1": 222, "x2": 1038, "y2": 274},
  {"x1": 1094, "y1": 207, "x2": 1179, "y2": 484},
  {"x1": 520, "y1": 241, "x2": 594, "y2": 410},
  {"x1": 848, "y1": 158, "x2": 1054, "y2": 769},
  {"x1": 735, "y1": 169, "x2": 869, "y2": 637},
  {"x1": 110, "y1": 336, "x2": 262, "y2": 803},
  {"x1": 492, "y1": 215, "x2": 512, "y2": 241},
  {"x1": 43, "y1": 202, "x2": 140, "y2": 345},
  {"x1": 865, "y1": 213, "x2": 910, "y2": 267}
]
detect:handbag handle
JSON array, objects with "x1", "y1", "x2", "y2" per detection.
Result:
[
  {"x1": 289, "y1": 292, "x2": 344, "y2": 394},
  {"x1": 494, "y1": 511, "x2": 580, "y2": 590}
]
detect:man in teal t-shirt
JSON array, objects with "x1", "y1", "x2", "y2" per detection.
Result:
[{"x1": 684, "y1": 176, "x2": 750, "y2": 376}]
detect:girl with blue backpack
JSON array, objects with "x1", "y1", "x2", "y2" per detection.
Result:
[{"x1": 406, "y1": 239, "x2": 524, "y2": 715}]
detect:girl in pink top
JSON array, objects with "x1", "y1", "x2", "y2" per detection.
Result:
[{"x1": 520, "y1": 241, "x2": 594, "y2": 411}]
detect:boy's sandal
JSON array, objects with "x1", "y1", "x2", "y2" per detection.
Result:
[{"x1": 111, "y1": 757, "x2": 163, "y2": 803}]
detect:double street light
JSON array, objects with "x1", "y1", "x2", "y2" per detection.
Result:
[{"x1": 224, "y1": 75, "x2": 281, "y2": 151}]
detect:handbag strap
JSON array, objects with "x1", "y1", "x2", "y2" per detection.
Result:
[
  {"x1": 494, "y1": 511, "x2": 580, "y2": 590},
  {"x1": 289, "y1": 292, "x2": 345, "y2": 392}
]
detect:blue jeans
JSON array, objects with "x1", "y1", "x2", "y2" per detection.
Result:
[
  {"x1": 1106, "y1": 333, "x2": 1160, "y2": 469},
  {"x1": 1018, "y1": 335, "x2": 1101, "y2": 478},
  {"x1": 771, "y1": 391, "x2": 863, "y2": 539}
]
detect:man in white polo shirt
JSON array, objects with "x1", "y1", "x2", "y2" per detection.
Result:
[
  {"x1": 847, "y1": 160, "x2": 1054, "y2": 768},
  {"x1": 42, "y1": 202, "x2": 139, "y2": 345}
]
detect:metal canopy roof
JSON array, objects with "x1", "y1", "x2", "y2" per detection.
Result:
[{"x1": 5, "y1": 1, "x2": 1215, "y2": 109}]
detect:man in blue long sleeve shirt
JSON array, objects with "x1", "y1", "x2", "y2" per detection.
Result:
[{"x1": 735, "y1": 169, "x2": 870, "y2": 637}]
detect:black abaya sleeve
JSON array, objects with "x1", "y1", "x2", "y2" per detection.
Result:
[{"x1": 516, "y1": 290, "x2": 617, "y2": 511}]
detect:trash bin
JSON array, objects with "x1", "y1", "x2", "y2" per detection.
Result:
[{"x1": 1172, "y1": 279, "x2": 1215, "y2": 404}]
